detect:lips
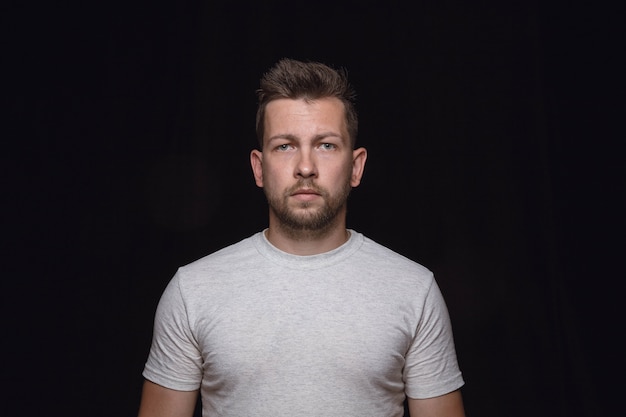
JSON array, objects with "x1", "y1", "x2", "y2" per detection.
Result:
[
  {"x1": 290, "y1": 187, "x2": 322, "y2": 202},
  {"x1": 291, "y1": 188, "x2": 319, "y2": 196}
]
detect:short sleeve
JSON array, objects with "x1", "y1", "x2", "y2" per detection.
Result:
[
  {"x1": 403, "y1": 278, "x2": 465, "y2": 399},
  {"x1": 142, "y1": 270, "x2": 203, "y2": 391}
]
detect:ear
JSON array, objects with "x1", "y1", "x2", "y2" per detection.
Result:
[
  {"x1": 350, "y1": 147, "x2": 367, "y2": 187},
  {"x1": 250, "y1": 149, "x2": 264, "y2": 188}
]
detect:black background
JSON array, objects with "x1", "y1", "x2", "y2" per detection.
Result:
[{"x1": 4, "y1": 1, "x2": 625, "y2": 416}]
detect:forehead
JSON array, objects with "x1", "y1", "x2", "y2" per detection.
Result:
[{"x1": 264, "y1": 98, "x2": 347, "y2": 137}]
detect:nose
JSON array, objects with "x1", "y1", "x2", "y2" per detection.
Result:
[{"x1": 295, "y1": 148, "x2": 317, "y2": 179}]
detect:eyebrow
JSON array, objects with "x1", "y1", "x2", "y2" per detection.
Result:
[{"x1": 267, "y1": 132, "x2": 344, "y2": 143}]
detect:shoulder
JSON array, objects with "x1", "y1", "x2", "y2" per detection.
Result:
[
  {"x1": 175, "y1": 233, "x2": 262, "y2": 282},
  {"x1": 348, "y1": 232, "x2": 435, "y2": 292},
  {"x1": 358, "y1": 233, "x2": 433, "y2": 275}
]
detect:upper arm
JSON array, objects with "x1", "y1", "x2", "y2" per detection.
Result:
[
  {"x1": 137, "y1": 379, "x2": 199, "y2": 417},
  {"x1": 407, "y1": 389, "x2": 465, "y2": 417}
]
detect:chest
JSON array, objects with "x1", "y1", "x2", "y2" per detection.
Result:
[{"x1": 191, "y1": 274, "x2": 419, "y2": 384}]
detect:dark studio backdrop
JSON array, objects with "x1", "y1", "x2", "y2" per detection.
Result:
[{"x1": 4, "y1": 1, "x2": 624, "y2": 416}]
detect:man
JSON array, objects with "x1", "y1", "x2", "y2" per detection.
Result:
[{"x1": 138, "y1": 58, "x2": 465, "y2": 417}]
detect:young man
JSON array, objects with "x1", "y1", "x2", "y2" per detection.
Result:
[{"x1": 138, "y1": 58, "x2": 465, "y2": 417}]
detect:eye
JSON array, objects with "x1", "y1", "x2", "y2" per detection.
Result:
[
  {"x1": 319, "y1": 143, "x2": 336, "y2": 150},
  {"x1": 277, "y1": 144, "x2": 292, "y2": 151}
]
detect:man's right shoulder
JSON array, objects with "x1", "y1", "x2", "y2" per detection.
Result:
[{"x1": 178, "y1": 232, "x2": 261, "y2": 275}]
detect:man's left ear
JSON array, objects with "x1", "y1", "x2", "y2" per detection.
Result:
[{"x1": 350, "y1": 147, "x2": 367, "y2": 187}]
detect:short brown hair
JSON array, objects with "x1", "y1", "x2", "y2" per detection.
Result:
[{"x1": 255, "y1": 58, "x2": 358, "y2": 149}]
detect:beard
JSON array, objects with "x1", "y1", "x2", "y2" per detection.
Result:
[{"x1": 264, "y1": 178, "x2": 352, "y2": 239}]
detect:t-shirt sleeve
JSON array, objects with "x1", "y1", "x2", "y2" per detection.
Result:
[
  {"x1": 403, "y1": 278, "x2": 465, "y2": 399},
  {"x1": 142, "y1": 270, "x2": 203, "y2": 391}
]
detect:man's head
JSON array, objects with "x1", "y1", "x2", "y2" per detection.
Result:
[
  {"x1": 250, "y1": 59, "x2": 367, "y2": 242},
  {"x1": 255, "y1": 58, "x2": 358, "y2": 150}
]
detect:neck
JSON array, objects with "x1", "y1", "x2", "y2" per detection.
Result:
[{"x1": 265, "y1": 219, "x2": 350, "y2": 256}]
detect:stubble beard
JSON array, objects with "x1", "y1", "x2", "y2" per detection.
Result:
[{"x1": 265, "y1": 179, "x2": 352, "y2": 240}]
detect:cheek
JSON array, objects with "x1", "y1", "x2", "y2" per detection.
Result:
[
  {"x1": 262, "y1": 164, "x2": 288, "y2": 187},
  {"x1": 339, "y1": 159, "x2": 356, "y2": 180},
  {"x1": 323, "y1": 166, "x2": 353, "y2": 191}
]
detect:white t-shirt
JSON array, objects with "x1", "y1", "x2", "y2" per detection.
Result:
[{"x1": 143, "y1": 230, "x2": 464, "y2": 416}]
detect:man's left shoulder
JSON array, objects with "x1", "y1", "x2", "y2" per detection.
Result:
[{"x1": 358, "y1": 234, "x2": 433, "y2": 276}]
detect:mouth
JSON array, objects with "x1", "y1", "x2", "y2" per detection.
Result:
[{"x1": 291, "y1": 188, "x2": 321, "y2": 201}]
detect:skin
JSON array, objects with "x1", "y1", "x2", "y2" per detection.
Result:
[
  {"x1": 137, "y1": 381, "x2": 197, "y2": 417},
  {"x1": 250, "y1": 97, "x2": 367, "y2": 255},
  {"x1": 408, "y1": 390, "x2": 466, "y2": 417},
  {"x1": 137, "y1": 97, "x2": 465, "y2": 417}
]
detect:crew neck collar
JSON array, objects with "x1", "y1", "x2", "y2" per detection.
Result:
[{"x1": 253, "y1": 229, "x2": 363, "y2": 269}]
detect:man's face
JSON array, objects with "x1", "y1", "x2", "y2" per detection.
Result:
[{"x1": 250, "y1": 97, "x2": 366, "y2": 234}]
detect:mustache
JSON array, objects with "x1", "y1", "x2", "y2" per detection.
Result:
[{"x1": 286, "y1": 180, "x2": 325, "y2": 196}]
